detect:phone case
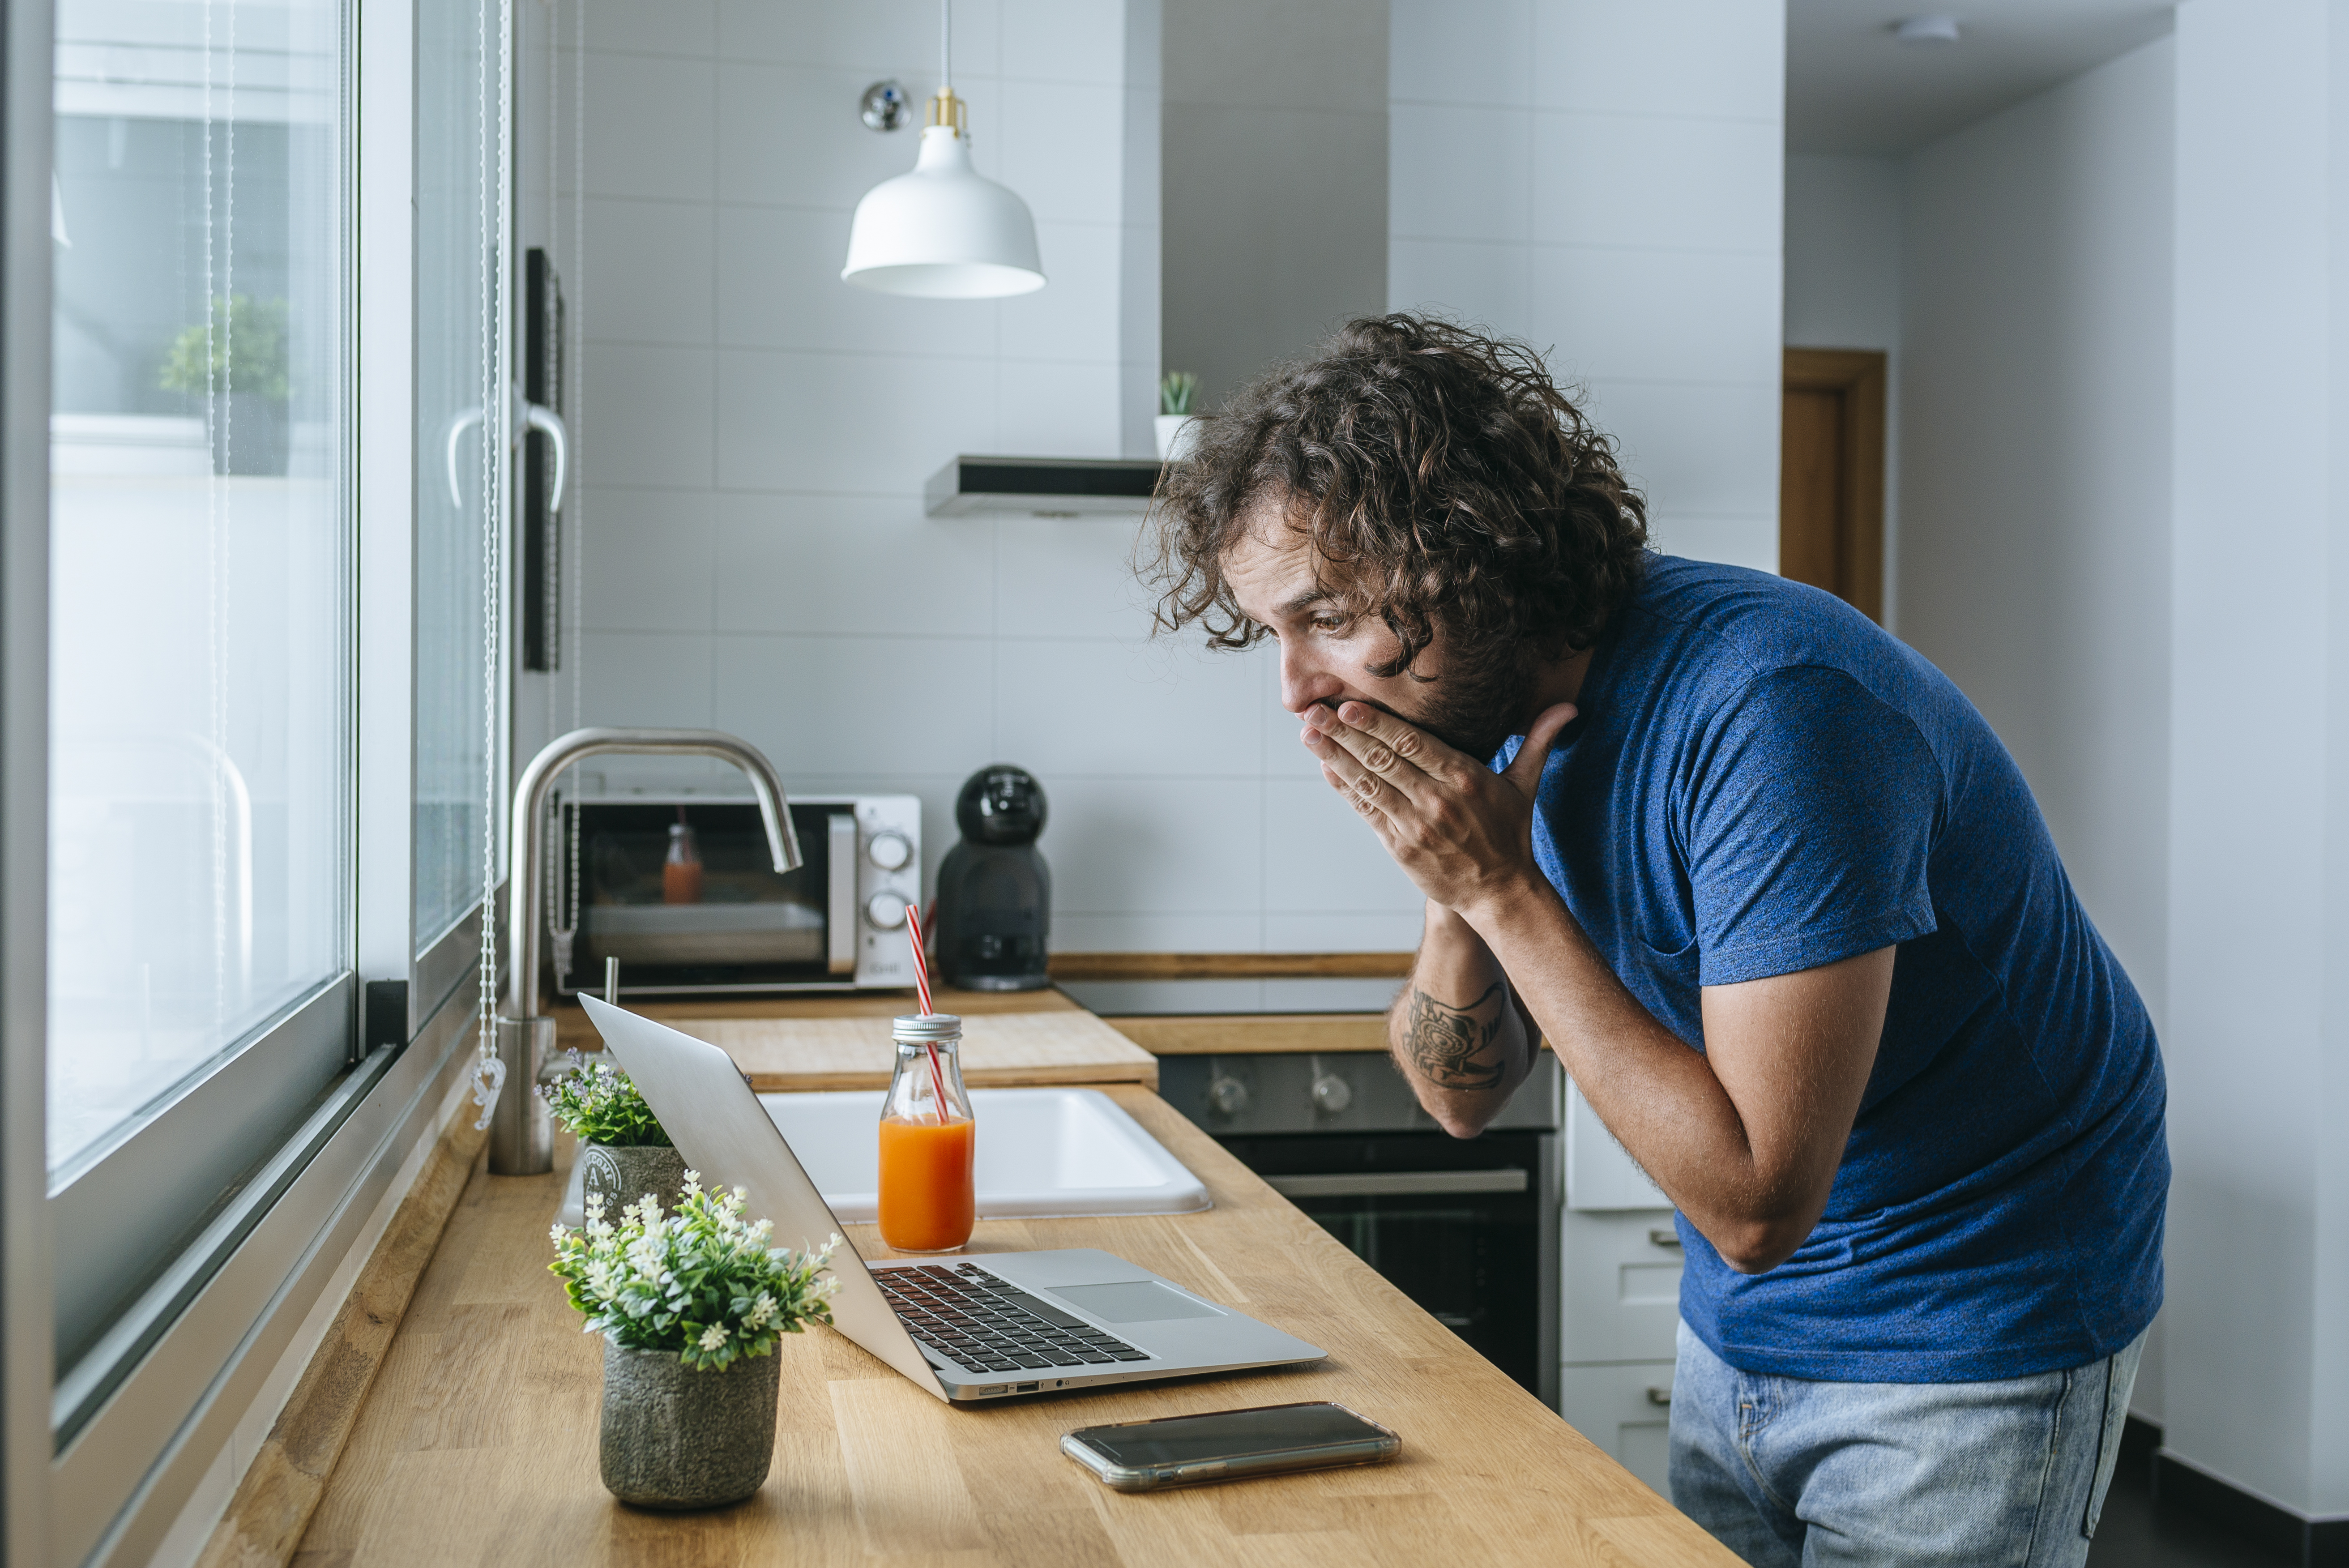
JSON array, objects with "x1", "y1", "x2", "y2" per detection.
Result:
[{"x1": 1059, "y1": 1401, "x2": 1401, "y2": 1492}]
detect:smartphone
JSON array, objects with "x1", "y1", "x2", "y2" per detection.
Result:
[{"x1": 1060, "y1": 1401, "x2": 1401, "y2": 1492}]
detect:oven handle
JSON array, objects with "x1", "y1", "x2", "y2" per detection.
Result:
[
  {"x1": 827, "y1": 812, "x2": 858, "y2": 976},
  {"x1": 1264, "y1": 1170, "x2": 1529, "y2": 1198}
]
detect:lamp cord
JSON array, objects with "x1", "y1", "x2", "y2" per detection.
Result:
[{"x1": 940, "y1": 0, "x2": 950, "y2": 92}]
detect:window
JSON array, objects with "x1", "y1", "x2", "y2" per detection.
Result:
[
  {"x1": 17, "y1": 0, "x2": 522, "y2": 1552},
  {"x1": 48, "y1": 0, "x2": 352, "y2": 1171}
]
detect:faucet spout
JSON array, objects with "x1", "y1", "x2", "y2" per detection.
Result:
[{"x1": 489, "y1": 726, "x2": 797, "y2": 1175}]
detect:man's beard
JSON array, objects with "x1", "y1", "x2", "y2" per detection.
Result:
[{"x1": 1346, "y1": 653, "x2": 1533, "y2": 765}]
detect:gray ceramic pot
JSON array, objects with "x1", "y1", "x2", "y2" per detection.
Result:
[
  {"x1": 599, "y1": 1340, "x2": 780, "y2": 1509},
  {"x1": 580, "y1": 1142, "x2": 686, "y2": 1218}
]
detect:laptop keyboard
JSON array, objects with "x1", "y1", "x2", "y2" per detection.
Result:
[{"x1": 873, "y1": 1262, "x2": 1152, "y2": 1374}]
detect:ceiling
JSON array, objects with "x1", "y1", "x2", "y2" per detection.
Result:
[{"x1": 1786, "y1": 0, "x2": 2174, "y2": 154}]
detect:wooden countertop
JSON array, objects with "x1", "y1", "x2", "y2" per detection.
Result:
[{"x1": 297, "y1": 1086, "x2": 1731, "y2": 1566}]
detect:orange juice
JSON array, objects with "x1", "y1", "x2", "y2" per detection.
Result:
[{"x1": 877, "y1": 1114, "x2": 976, "y2": 1252}]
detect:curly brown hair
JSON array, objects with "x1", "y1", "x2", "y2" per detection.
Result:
[{"x1": 1145, "y1": 314, "x2": 1649, "y2": 691}]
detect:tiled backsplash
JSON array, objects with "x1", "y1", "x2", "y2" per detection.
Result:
[
  {"x1": 552, "y1": 0, "x2": 1426, "y2": 952},
  {"x1": 548, "y1": 0, "x2": 1784, "y2": 955}
]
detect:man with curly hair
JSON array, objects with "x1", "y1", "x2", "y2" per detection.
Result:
[{"x1": 1145, "y1": 315, "x2": 2166, "y2": 1568}]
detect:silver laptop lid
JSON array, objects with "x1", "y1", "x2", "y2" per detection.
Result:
[{"x1": 577, "y1": 995, "x2": 946, "y2": 1400}]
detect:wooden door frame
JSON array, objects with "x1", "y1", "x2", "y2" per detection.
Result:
[{"x1": 1782, "y1": 348, "x2": 1887, "y2": 623}]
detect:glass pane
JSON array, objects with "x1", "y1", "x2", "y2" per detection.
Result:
[
  {"x1": 413, "y1": 0, "x2": 500, "y2": 952},
  {"x1": 48, "y1": 0, "x2": 352, "y2": 1171}
]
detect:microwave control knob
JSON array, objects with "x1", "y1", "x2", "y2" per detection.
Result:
[
  {"x1": 1310, "y1": 1071, "x2": 1353, "y2": 1115},
  {"x1": 867, "y1": 831, "x2": 913, "y2": 872},
  {"x1": 864, "y1": 892, "x2": 909, "y2": 931},
  {"x1": 1207, "y1": 1075, "x2": 1249, "y2": 1116}
]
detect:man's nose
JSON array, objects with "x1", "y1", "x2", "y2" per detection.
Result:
[{"x1": 1281, "y1": 649, "x2": 1344, "y2": 714}]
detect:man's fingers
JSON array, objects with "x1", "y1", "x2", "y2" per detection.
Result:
[
  {"x1": 1500, "y1": 701, "x2": 1579, "y2": 795},
  {"x1": 1320, "y1": 762, "x2": 1402, "y2": 843},
  {"x1": 1304, "y1": 701, "x2": 1448, "y2": 797}
]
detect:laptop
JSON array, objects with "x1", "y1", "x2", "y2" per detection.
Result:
[{"x1": 578, "y1": 996, "x2": 1326, "y2": 1402}]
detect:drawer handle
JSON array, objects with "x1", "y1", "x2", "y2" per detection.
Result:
[
  {"x1": 1649, "y1": 1228, "x2": 1682, "y2": 1249},
  {"x1": 1646, "y1": 1386, "x2": 1673, "y2": 1407},
  {"x1": 1266, "y1": 1170, "x2": 1528, "y2": 1198}
]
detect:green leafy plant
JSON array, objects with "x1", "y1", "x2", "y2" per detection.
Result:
[
  {"x1": 542, "y1": 1051, "x2": 671, "y2": 1147},
  {"x1": 549, "y1": 1177, "x2": 839, "y2": 1371},
  {"x1": 1159, "y1": 370, "x2": 1197, "y2": 417},
  {"x1": 157, "y1": 294, "x2": 290, "y2": 400}
]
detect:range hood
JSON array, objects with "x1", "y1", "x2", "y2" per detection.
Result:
[{"x1": 924, "y1": 455, "x2": 1165, "y2": 517}]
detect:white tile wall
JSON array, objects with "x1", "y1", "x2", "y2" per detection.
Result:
[
  {"x1": 550, "y1": 0, "x2": 1777, "y2": 956},
  {"x1": 1389, "y1": 0, "x2": 1785, "y2": 573},
  {"x1": 550, "y1": 2, "x2": 1426, "y2": 953}
]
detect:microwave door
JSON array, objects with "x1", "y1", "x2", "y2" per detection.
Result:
[{"x1": 827, "y1": 813, "x2": 857, "y2": 976}]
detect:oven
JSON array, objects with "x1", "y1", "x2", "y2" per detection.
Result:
[
  {"x1": 551, "y1": 793, "x2": 921, "y2": 996},
  {"x1": 1146, "y1": 1037, "x2": 1561, "y2": 1408}
]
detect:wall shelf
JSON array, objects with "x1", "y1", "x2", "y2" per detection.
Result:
[{"x1": 924, "y1": 455, "x2": 1164, "y2": 517}]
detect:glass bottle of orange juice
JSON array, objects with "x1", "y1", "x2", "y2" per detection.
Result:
[{"x1": 877, "y1": 1014, "x2": 975, "y2": 1252}]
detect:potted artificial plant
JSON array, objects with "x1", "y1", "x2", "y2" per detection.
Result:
[
  {"x1": 544, "y1": 1051, "x2": 688, "y2": 1219},
  {"x1": 158, "y1": 294, "x2": 291, "y2": 476},
  {"x1": 1155, "y1": 370, "x2": 1199, "y2": 460},
  {"x1": 550, "y1": 1177, "x2": 838, "y2": 1508}
]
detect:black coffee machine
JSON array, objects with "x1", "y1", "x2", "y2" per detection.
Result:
[{"x1": 932, "y1": 765, "x2": 1051, "y2": 991}]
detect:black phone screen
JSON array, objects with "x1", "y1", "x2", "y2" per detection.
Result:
[{"x1": 1071, "y1": 1403, "x2": 1389, "y2": 1466}]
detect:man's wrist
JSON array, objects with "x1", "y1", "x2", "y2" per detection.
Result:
[{"x1": 1453, "y1": 869, "x2": 1560, "y2": 937}]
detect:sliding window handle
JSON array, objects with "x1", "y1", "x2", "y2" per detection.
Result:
[{"x1": 441, "y1": 393, "x2": 568, "y2": 513}]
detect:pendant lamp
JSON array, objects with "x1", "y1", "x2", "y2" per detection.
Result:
[{"x1": 841, "y1": 0, "x2": 1045, "y2": 298}]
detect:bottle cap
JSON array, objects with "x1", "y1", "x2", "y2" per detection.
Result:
[{"x1": 892, "y1": 1013, "x2": 963, "y2": 1042}]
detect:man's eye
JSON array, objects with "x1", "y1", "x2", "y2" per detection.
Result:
[{"x1": 1310, "y1": 615, "x2": 1347, "y2": 633}]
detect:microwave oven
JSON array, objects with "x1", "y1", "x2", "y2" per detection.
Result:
[{"x1": 551, "y1": 793, "x2": 921, "y2": 997}]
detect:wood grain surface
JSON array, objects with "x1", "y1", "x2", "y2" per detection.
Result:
[
  {"x1": 197, "y1": 1103, "x2": 489, "y2": 1568},
  {"x1": 678, "y1": 1010, "x2": 1160, "y2": 1093},
  {"x1": 551, "y1": 987, "x2": 1079, "y2": 1059},
  {"x1": 294, "y1": 1088, "x2": 1733, "y2": 1567}
]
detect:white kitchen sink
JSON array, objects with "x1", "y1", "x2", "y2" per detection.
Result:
[
  {"x1": 559, "y1": 1086, "x2": 1211, "y2": 1227},
  {"x1": 759, "y1": 1087, "x2": 1211, "y2": 1222}
]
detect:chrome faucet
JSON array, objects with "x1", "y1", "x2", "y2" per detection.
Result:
[{"x1": 488, "y1": 726, "x2": 800, "y2": 1175}]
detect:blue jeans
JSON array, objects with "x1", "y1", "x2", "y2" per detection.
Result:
[{"x1": 1669, "y1": 1320, "x2": 2145, "y2": 1568}]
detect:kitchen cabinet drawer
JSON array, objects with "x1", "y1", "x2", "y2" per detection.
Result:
[
  {"x1": 1559, "y1": 1362, "x2": 1678, "y2": 1500},
  {"x1": 1560, "y1": 1208, "x2": 1683, "y2": 1363}
]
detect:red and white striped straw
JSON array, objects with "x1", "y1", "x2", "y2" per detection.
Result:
[
  {"x1": 903, "y1": 901, "x2": 936, "y2": 1016},
  {"x1": 901, "y1": 903, "x2": 952, "y2": 1120}
]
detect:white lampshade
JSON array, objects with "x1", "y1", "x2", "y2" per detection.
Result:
[{"x1": 842, "y1": 123, "x2": 1045, "y2": 299}]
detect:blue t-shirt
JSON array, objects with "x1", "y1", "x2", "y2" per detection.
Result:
[{"x1": 1504, "y1": 555, "x2": 2166, "y2": 1382}]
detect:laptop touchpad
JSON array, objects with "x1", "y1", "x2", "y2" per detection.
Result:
[{"x1": 1050, "y1": 1281, "x2": 1223, "y2": 1322}]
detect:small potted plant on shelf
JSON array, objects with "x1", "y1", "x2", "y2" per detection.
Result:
[
  {"x1": 544, "y1": 1051, "x2": 688, "y2": 1219},
  {"x1": 550, "y1": 1177, "x2": 838, "y2": 1508},
  {"x1": 1156, "y1": 370, "x2": 1200, "y2": 461},
  {"x1": 157, "y1": 293, "x2": 292, "y2": 476}
]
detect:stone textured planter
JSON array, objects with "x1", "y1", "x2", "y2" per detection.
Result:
[
  {"x1": 580, "y1": 1142, "x2": 686, "y2": 1218},
  {"x1": 599, "y1": 1340, "x2": 780, "y2": 1509}
]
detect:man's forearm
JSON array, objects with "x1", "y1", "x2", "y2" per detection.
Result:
[
  {"x1": 1452, "y1": 873, "x2": 1832, "y2": 1267},
  {"x1": 1389, "y1": 901, "x2": 1534, "y2": 1136}
]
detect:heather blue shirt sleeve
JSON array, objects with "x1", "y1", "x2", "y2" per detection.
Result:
[{"x1": 1687, "y1": 666, "x2": 1941, "y2": 986}]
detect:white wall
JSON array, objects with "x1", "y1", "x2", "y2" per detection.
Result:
[
  {"x1": 1386, "y1": 0, "x2": 1785, "y2": 574},
  {"x1": 1783, "y1": 153, "x2": 1901, "y2": 628},
  {"x1": 1784, "y1": 154, "x2": 1901, "y2": 351},
  {"x1": 549, "y1": 0, "x2": 1428, "y2": 953},
  {"x1": 2166, "y1": 0, "x2": 2349, "y2": 1520},
  {"x1": 1897, "y1": 39, "x2": 2175, "y2": 1038}
]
